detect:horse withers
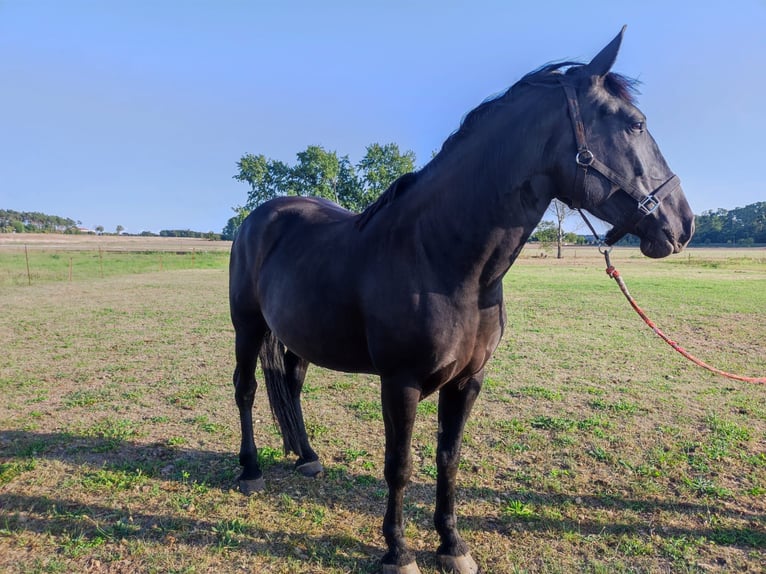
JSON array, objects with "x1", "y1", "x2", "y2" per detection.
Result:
[{"x1": 229, "y1": 27, "x2": 694, "y2": 574}]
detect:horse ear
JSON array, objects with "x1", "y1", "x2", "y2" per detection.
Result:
[{"x1": 587, "y1": 25, "x2": 627, "y2": 77}]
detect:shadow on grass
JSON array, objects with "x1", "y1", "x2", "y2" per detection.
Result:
[
  {"x1": 0, "y1": 429, "x2": 235, "y2": 487},
  {"x1": 0, "y1": 429, "x2": 387, "y2": 571},
  {"x1": 2, "y1": 428, "x2": 764, "y2": 557},
  {"x1": 0, "y1": 490, "x2": 384, "y2": 572}
]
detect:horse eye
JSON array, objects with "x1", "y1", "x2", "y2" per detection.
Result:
[{"x1": 630, "y1": 121, "x2": 645, "y2": 133}]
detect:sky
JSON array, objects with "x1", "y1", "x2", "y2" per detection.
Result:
[{"x1": 1, "y1": 1, "x2": 765, "y2": 235}]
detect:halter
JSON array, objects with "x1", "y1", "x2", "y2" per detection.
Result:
[{"x1": 558, "y1": 79, "x2": 681, "y2": 246}]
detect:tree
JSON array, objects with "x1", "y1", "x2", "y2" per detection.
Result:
[
  {"x1": 532, "y1": 220, "x2": 557, "y2": 246},
  {"x1": 234, "y1": 154, "x2": 291, "y2": 210},
  {"x1": 546, "y1": 199, "x2": 573, "y2": 258},
  {"x1": 95, "y1": 225, "x2": 104, "y2": 235},
  {"x1": 288, "y1": 145, "x2": 342, "y2": 202},
  {"x1": 354, "y1": 143, "x2": 416, "y2": 211},
  {"x1": 116, "y1": 225, "x2": 124, "y2": 235},
  {"x1": 222, "y1": 206, "x2": 250, "y2": 241},
  {"x1": 336, "y1": 155, "x2": 363, "y2": 211},
  {"x1": 0, "y1": 209, "x2": 77, "y2": 233},
  {"x1": 228, "y1": 142, "x2": 417, "y2": 238},
  {"x1": 691, "y1": 202, "x2": 766, "y2": 245}
]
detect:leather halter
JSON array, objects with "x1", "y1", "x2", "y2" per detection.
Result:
[{"x1": 558, "y1": 79, "x2": 681, "y2": 246}]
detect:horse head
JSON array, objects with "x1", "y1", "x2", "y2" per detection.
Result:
[{"x1": 552, "y1": 27, "x2": 695, "y2": 258}]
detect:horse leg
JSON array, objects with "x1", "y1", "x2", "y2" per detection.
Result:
[
  {"x1": 380, "y1": 377, "x2": 422, "y2": 574},
  {"x1": 434, "y1": 372, "x2": 483, "y2": 574},
  {"x1": 283, "y1": 350, "x2": 323, "y2": 477},
  {"x1": 233, "y1": 323, "x2": 267, "y2": 495}
]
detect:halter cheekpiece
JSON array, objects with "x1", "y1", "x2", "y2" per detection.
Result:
[{"x1": 557, "y1": 78, "x2": 681, "y2": 245}]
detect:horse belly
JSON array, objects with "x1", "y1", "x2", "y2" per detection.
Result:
[
  {"x1": 274, "y1": 320, "x2": 376, "y2": 374},
  {"x1": 259, "y1": 279, "x2": 375, "y2": 374}
]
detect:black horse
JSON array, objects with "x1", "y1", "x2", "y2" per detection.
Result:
[{"x1": 229, "y1": 28, "x2": 694, "y2": 574}]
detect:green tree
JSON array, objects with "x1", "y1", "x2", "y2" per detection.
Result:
[
  {"x1": 228, "y1": 142, "x2": 416, "y2": 237},
  {"x1": 354, "y1": 143, "x2": 416, "y2": 211},
  {"x1": 691, "y1": 202, "x2": 766, "y2": 245},
  {"x1": 234, "y1": 154, "x2": 291, "y2": 209},
  {"x1": 222, "y1": 206, "x2": 250, "y2": 241},
  {"x1": 532, "y1": 220, "x2": 557, "y2": 244},
  {"x1": 336, "y1": 155, "x2": 363, "y2": 210},
  {"x1": 563, "y1": 231, "x2": 586, "y2": 244},
  {"x1": 288, "y1": 145, "x2": 342, "y2": 202}
]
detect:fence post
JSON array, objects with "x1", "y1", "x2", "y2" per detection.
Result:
[{"x1": 24, "y1": 244, "x2": 31, "y2": 286}]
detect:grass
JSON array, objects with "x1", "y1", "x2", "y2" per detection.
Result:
[
  {"x1": 0, "y1": 241, "x2": 765, "y2": 573},
  {"x1": 0, "y1": 234, "x2": 230, "y2": 286}
]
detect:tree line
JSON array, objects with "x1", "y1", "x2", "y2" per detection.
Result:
[
  {"x1": 0, "y1": 209, "x2": 79, "y2": 234},
  {"x1": 602, "y1": 201, "x2": 766, "y2": 247},
  {"x1": 224, "y1": 142, "x2": 415, "y2": 239},
  {"x1": 0, "y1": 210, "x2": 221, "y2": 239},
  {"x1": 691, "y1": 202, "x2": 766, "y2": 246}
]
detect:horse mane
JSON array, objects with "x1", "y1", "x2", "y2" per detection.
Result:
[
  {"x1": 354, "y1": 62, "x2": 639, "y2": 231},
  {"x1": 603, "y1": 71, "x2": 641, "y2": 104},
  {"x1": 517, "y1": 61, "x2": 640, "y2": 103}
]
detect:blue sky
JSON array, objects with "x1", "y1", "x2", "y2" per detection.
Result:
[{"x1": 1, "y1": 1, "x2": 764, "y2": 234}]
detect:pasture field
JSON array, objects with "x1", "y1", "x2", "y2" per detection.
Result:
[
  {"x1": 1, "y1": 241, "x2": 765, "y2": 573},
  {"x1": 0, "y1": 234, "x2": 231, "y2": 286}
]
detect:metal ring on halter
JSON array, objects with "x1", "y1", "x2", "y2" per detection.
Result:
[
  {"x1": 638, "y1": 194, "x2": 660, "y2": 215},
  {"x1": 575, "y1": 149, "x2": 595, "y2": 166}
]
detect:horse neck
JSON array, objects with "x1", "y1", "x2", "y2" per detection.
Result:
[{"x1": 413, "y1": 104, "x2": 558, "y2": 288}]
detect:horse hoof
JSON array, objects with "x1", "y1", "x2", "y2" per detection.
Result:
[
  {"x1": 381, "y1": 561, "x2": 421, "y2": 574},
  {"x1": 296, "y1": 460, "x2": 324, "y2": 478},
  {"x1": 238, "y1": 477, "x2": 266, "y2": 496},
  {"x1": 438, "y1": 553, "x2": 479, "y2": 574}
]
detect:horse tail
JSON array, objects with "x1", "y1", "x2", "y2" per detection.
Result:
[{"x1": 258, "y1": 330, "x2": 304, "y2": 456}]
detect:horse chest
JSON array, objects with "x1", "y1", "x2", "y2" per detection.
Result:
[{"x1": 395, "y1": 299, "x2": 505, "y2": 393}]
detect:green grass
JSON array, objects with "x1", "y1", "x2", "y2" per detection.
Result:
[
  {"x1": 0, "y1": 236, "x2": 230, "y2": 286},
  {"x1": 0, "y1": 245, "x2": 764, "y2": 573},
  {"x1": 349, "y1": 400, "x2": 382, "y2": 421}
]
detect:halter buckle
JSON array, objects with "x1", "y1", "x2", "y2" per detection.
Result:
[
  {"x1": 638, "y1": 194, "x2": 660, "y2": 215},
  {"x1": 575, "y1": 149, "x2": 595, "y2": 167}
]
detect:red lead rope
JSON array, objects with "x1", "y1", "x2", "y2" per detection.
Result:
[{"x1": 603, "y1": 251, "x2": 766, "y2": 384}]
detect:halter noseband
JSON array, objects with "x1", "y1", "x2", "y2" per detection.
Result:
[{"x1": 558, "y1": 79, "x2": 681, "y2": 246}]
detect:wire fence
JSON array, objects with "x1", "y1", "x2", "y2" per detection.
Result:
[{"x1": 0, "y1": 238, "x2": 231, "y2": 286}]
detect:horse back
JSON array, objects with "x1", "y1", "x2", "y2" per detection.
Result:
[{"x1": 229, "y1": 197, "x2": 375, "y2": 372}]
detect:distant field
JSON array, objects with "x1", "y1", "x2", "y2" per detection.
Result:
[
  {"x1": 0, "y1": 233, "x2": 233, "y2": 251},
  {"x1": 0, "y1": 241, "x2": 764, "y2": 573},
  {"x1": 0, "y1": 234, "x2": 232, "y2": 285}
]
